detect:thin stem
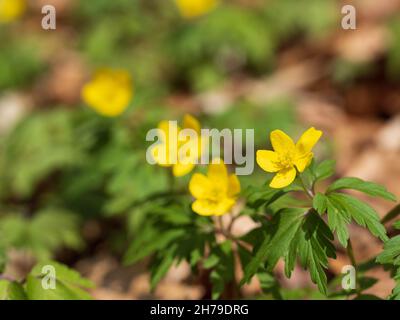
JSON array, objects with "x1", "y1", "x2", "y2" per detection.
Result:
[
  {"x1": 298, "y1": 174, "x2": 315, "y2": 199},
  {"x1": 381, "y1": 204, "x2": 400, "y2": 224},
  {"x1": 346, "y1": 239, "x2": 360, "y2": 295},
  {"x1": 346, "y1": 239, "x2": 357, "y2": 268}
]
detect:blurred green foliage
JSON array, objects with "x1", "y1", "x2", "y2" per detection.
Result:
[{"x1": 0, "y1": 0, "x2": 399, "y2": 301}]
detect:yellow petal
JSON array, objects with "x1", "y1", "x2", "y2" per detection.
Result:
[
  {"x1": 151, "y1": 143, "x2": 172, "y2": 167},
  {"x1": 296, "y1": 127, "x2": 322, "y2": 156},
  {"x1": 214, "y1": 198, "x2": 236, "y2": 216},
  {"x1": 175, "y1": 0, "x2": 218, "y2": 19},
  {"x1": 189, "y1": 173, "x2": 211, "y2": 199},
  {"x1": 192, "y1": 198, "x2": 235, "y2": 216},
  {"x1": 192, "y1": 200, "x2": 215, "y2": 216},
  {"x1": 177, "y1": 137, "x2": 199, "y2": 164},
  {"x1": 256, "y1": 150, "x2": 281, "y2": 173},
  {"x1": 270, "y1": 167, "x2": 297, "y2": 189},
  {"x1": 157, "y1": 120, "x2": 171, "y2": 142},
  {"x1": 228, "y1": 174, "x2": 241, "y2": 197},
  {"x1": 0, "y1": 0, "x2": 26, "y2": 23},
  {"x1": 294, "y1": 153, "x2": 313, "y2": 173},
  {"x1": 270, "y1": 130, "x2": 296, "y2": 155},
  {"x1": 173, "y1": 162, "x2": 195, "y2": 177},
  {"x1": 207, "y1": 159, "x2": 228, "y2": 184},
  {"x1": 82, "y1": 69, "x2": 133, "y2": 117},
  {"x1": 183, "y1": 114, "x2": 201, "y2": 134}
]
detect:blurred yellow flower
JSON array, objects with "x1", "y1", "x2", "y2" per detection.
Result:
[
  {"x1": 152, "y1": 114, "x2": 206, "y2": 177},
  {"x1": 257, "y1": 127, "x2": 322, "y2": 189},
  {"x1": 175, "y1": 0, "x2": 218, "y2": 19},
  {"x1": 81, "y1": 68, "x2": 133, "y2": 117},
  {"x1": 189, "y1": 159, "x2": 240, "y2": 216},
  {"x1": 0, "y1": 0, "x2": 26, "y2": 23}
]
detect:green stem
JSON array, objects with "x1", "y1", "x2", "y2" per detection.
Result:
[
  {"x1": 298, "y1": 174, "x2": 315, "y2": 200},
  {"x1": 346, "y1": 239, "x2": 360, "y2": 295},
  {"x1": 347, "y1": 239, "x2": 357, "y2": 268},
  {"x1": 381, "y1": 204, "x2": 400, "y2": 224}
]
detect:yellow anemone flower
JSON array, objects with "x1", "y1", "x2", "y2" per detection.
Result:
[
  {"x1": 189, "y1": 159, "x2": 240, "y2": 216},
  {"x1": 256, "y1": 127, "x2": 323, "y2": 189},
  {"x1": 81, "y1": 68, "x2": 133, "y2": 117},
  {"x1": 0, "y1": 0, "x2": 26, "y2": 23},
  {"x1": 175, "y1": 0, "x2": 218, "y2": 19},
  {"x1": 152, "y1": 114, "x2": 206, "y2": 177}
]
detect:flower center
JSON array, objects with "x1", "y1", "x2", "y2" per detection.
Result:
[
  {"x1": 278, "y1": 153, "x2": 294, "y2": 168},
  {"x1": 209, "y1": 186, "x2": 225, "y2": 201}
]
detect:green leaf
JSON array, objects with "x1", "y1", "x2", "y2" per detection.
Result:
[
  {"x1": 241, "y1": 208, "x2": 304, "y2": 285},
  {"x1": 376, "y1": 235, "x2": 400, "y2": 266},
  {"x1": 0, "y1": 209, "x2": 83, "y2": 260},
  {"x1": 394, "y1": 221, "x2": 400, "y2": 230},
  {"x1": 324, "y1": 195, "x2": 351, "y2": 247},
  {"x1": 328, "y1": 193, "x2": 388, "y2": 242},
  {"x1": 209, "y1": 241, "x2": 235, "y2": 299},
  {"x1": 150, "y1": 246, "x2": 176, "y2": 290},
  {"x1": 313, "y1": 193, "x2": 327, "y2": 214},
  {"x1": 124, "y1": 228, "x2": 185, "y2": 265},
  {"x1": 0, "y1": 280, "x2": 26, "y2": 300},
  {"x1": 313, "y1": 160, "x2": 336, "y2": 182},
  {"x1": 203, "y1": 254, "x2": 220, "y2": 269},
  {"x1": 245, "y1": 185, "x2": 287, "y2": 209},
  {"x1": 257, "y1": 272, "x2": 283, "y2": 299},
  {"x1": 30, "y1": 261, "x2": 94, "y2": 289},
  {"x1": 26, "y1": 261, "x2": 93, "y2": 300},
  {"x1": 284, "y1": 212, "x2": 336, "y2": 295},
  {"x1": 327, "y1": 177, "x2": 396, "y2": 202},
  {"x1": 0, "y1": 111, "x2": 86, "y2": 198}
]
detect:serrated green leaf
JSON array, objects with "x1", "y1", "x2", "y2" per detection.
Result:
[
  {"x1": 25, "y1": 275, "x2": 92, "y2": 300},
  {"x1": 284, "y1": 212, "x2": 336, "y2": 295},
  {"x1": 30, "y1": 261, "x2": 94, "y2": 289},
  {"x1": 245, "y1": 185, "x2": 287, "y2": 209},
  {"x1": 329, "y1": 193, "x2": 388, "y2": 242},
  {"x1": 313, "y1": 193, "x2": 327, "y2": 214},
  {"x1": 209, "y1": 241, "x2": 235, "y2": 299},
  {"x1": 241, "y1": 208, "x2": 304, "y2": 284},
  {"x1": 150, "y1": 247, "x2": 176, "y2": 290},
  {"x1": 0, "y1": 209, "x2": 83, "y2": 260},
  {"x1": 325, "y1": 195, "x2": 351, "y2": 247},
  {"x1": 26, "y1": 261, "x2": 93, "y2": 300},
  {"x1": 327, "y1": 177, "x2": 396, "y2": 202},
  {"x1": 376, "y1": 235, "x2": 400, "y2": 266},
  {"x1": 124, "y1": 229, "x2": 185, "y2": 265}
]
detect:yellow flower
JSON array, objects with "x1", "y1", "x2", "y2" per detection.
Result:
[
  {"x1": 0, "y1": 0, "x2": 26, "y2": 23},
  {"x1": 189, "y1": 159, "x2": 240, "y2": 216},
  {"x1": 175, "y1": 0, "x2": 218, "y2": 19},
  {"x1": 81, "y1": 68, "x2": 133, "y2": 117},
  {"x1": 256, "y1": 127, "x2": 323, "y2": 189},
  {"x1": 151, "y1": 114, "x2": 206, "y2": 177}
]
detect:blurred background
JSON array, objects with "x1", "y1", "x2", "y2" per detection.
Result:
[{"x1": 0, "y1": 0, "x2": 400, "y2": 299}]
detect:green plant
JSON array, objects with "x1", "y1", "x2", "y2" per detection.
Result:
[
  {"x1": 0, "y1": 261, "x2": 93, "y2": 300},
  {"x1": 122, "y1": 126, "x2": 398, "y2": 299}
]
